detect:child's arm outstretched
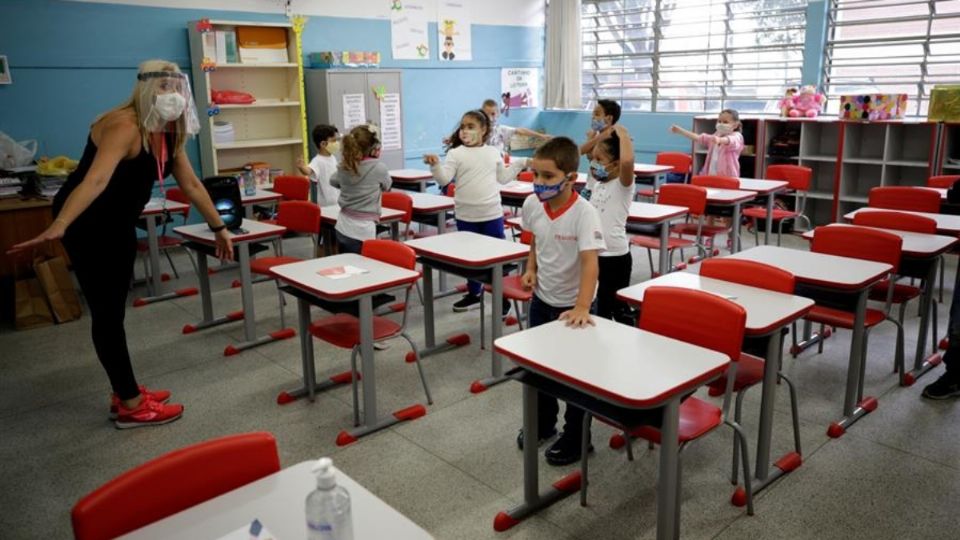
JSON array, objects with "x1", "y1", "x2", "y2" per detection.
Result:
[
  {"x1": 496, "y1": 156, "x2": 531, "y2": 185},
  {"x1": 612, "y1": 125, "x2": 635, "y2": 187},
  {"x1": 514, "y1": 127, "x2": 551, "y2": 140},
  {"x1": 669, "y1": 124, "x2": 700, "y2": 142},
  {"x1": 423, "y1": 151, "x2": 459, "y2": 187},
  {"x1": 580, "y1": 126, "x2": 613, "y2": 156},
  {"x1": 559, "y1": 250, "x2": 599, "y2": 328}
]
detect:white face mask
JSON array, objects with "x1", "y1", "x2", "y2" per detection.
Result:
[
  {"x1": 325, "y1": 141, "x2": 341, "y2": 156},
  {"x1": 154, "y1": 92, "x2": 186, "y2": 122},
  {"x1": 460, "y1": 129, "x2": 482, "y2": 146},
  {"x1": 716, "y1": 122, "x2": 735, "y2": 135}
]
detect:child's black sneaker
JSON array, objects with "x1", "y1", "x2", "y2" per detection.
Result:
[
  {"x1": 921, "y1": 373, "x2": 960, "y2": 400},
  {"x1": 453, "y1": 293, "x2": 482, "y2": 312},
  {"x1": 545, "y1": 431, "x2": 593, "y2": 466}
]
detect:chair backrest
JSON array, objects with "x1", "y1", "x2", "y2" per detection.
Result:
[
  {"x1": 519, "y1": 229, "x2": 533, "y2": 245},
  {"x1": 361, "y1": 239, "x2": 417, "y2": 270},
  {"x1": 272, "y1": 175, "x2": 311, "y2": 201},
  {"x1": 164, "y1": 187, "x2": 191, "y2": 218},
  {"x1": 276, "y1": 200, "x2": 321, "y2": 235},
  {"x1": 766, "y1": 164, "x2": 812, "y2": 192},
  {"x1": 699, "y1": 258, "x2": 795, "y2": 294},
  {"x1": 692, "y1": 175, "x2": 740, "y2": 189},
  {"x1": 852, "y1": 210, "x2": 937, "y2": 234},
  {"x1": 517, "y1": 170, "x2": 535, "y2": 182},
  {"x1": 639, "y1": 286, "x2": 746, "y2": 362},
  {"x1": 381, "y1": 191, "x2": 413, "y2": 224},
  {"x1": 447, "y1": 183, "x2": 456, "y2": 197},
  {"x1": 655, "y1": 152, "x2": 693, "y2": 175},
  {"x1": 71, "y1": 432, "x2": 280, "y2": 540},
  {"x1": 928, "y1": 175, "x2": 960, "y2": 189},
  {"x1": 868, "y1": 186, "x2": 940, "y2": 213},
  {"x1": 810, "y1": 225, "x2": 902, "y2": 273},
  {"x1": 659, "y1": 183, "x2": 707, "y2": 215}
]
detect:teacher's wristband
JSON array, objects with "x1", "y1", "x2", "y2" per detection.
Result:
[{"x1": 209, "y1": 223, "x2": 227, "y2": 233}]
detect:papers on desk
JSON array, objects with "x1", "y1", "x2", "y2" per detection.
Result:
[
  {"x1": 318, "y1": 265, "x2": 370, "y2": 280},
  {"x1": 215, "y1": 519, "x2": 276, "y2": 540}
]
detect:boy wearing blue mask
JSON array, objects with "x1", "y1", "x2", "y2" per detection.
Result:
[
  {"x1": 579, "y1": 99, "x2": 621, "y2": 156},
  {"x1": 518, "y1": 136, "x2": 606, "y2": 466}
]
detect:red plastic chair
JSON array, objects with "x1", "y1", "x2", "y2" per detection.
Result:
[
  {"x1": 250, "y1": 201, "x2": 321, "y2": 328},
  {"x1": 271, "y1": 175, "x2": 311, "y2": 201},
  {"x1": 868, "y1": 186, "x2": 940, "y2": 213},
  {"x1": 636, "y1": 151, "x2": 694, "y2": 199},
  {"x1": 480, "y1": 230, "x2": 533, "y2": 337},
  {"x1": 807, "y1": 226, "x2": 908, "y2": 385},
  {"x1": 742, "y1": 165, "x2": 813, "y2": 246},
  {"x1": 382, "y1": 191, "x2": 414, "y2": 238},
  {"x1": 517, "y1": 170, "x2": 535, "y2": 182},
  {"x1": 135, "y1": 187, "x2": 198, "y2": 284},
  {"x1": 928, "y1": 175, "x2": 960, "y2": 189},
  {"x1": 700, "y1": 258, "x2": 803, "y2": 483},
  {"x1": 630, "y1": 184, "x2": 708, "y2": 276},
  {"x1": 71, "y1": 432, "x2": 280, "y2": 540},
  {"x1": 580, "y1": 286, "x2": 754, "y2": 513},
  {"x1": 670, "y1": 176, "x2": 740, "y2": 253},
  {"x1": 309, "y1": 240, "x2": 432, "y2": 426}
]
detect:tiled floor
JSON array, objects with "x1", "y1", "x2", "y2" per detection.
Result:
[{"x1": 2, "y1": 230, "x2": 957, "y2": 539}]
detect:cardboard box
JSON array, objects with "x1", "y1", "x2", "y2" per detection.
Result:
[
  {"x1": 236, "y1": 26, "x2": 288, "y2": 64},
  {"x1": 928, "y1": 85, "x2": 960, "y2": 122},
  {"x1": 840, "y1": 94, "x2": 908, "y2": 121}
]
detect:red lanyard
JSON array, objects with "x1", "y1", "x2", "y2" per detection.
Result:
[{"x1": 155, "y1": 135, "x2": 168, "y2": 197}]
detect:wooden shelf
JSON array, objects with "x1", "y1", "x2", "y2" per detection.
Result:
[
  {"x1": 214, "y1": 63, "x2": 298, "y2": 69},
  {"x1": 799, "y1": 155, "x2": 836, "y2": 162},
  {"x1": 843, "y1": 157, "x2": 885, "y2": 165},
  {"x1": 885, "y1": 159, "x2": 928, "y2": 168},
  {"x1": 839, "y1": 195, "x2": 868, "y2": 204},
  {"x1": 215, "y1": 138, "x2": 303, "y2": 150},
  {"x1": 806, "y1": 191, "x2": 835, "y2": 201},
  {"x1": 765, "y1": 154, "x2": 800, "y2": 160},
  {"x1": 217, "y1": 100, "x2": 301, "y2": 110}
]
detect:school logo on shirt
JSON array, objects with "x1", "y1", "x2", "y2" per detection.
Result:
[
  {"x1": 555, "y1": 234, "x2": 577, "y2": 242},
  {"x1": 594, "y1": 230, "x2": 603, "y2": 240}
]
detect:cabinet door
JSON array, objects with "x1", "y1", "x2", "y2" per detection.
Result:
[
  {"x1": 325, "y1": 72, "x2": 369, "y2": 134},
  {"x1": 366, "y1": 71, "x2": 404, "y2": 170}
]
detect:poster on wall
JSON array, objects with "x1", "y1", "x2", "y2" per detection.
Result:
[
  {"x1": 390, "y1": 1, "x2": 430, "y2": 60},
  {"x1": 437, "y1": 1, "x2": 472, "y2": 61},
  {"x1": 379, "y1": 93, "x2": 403, "y2": 151},
  {"x1": 0, "y1": 56, "x2": 11, "y2": 85},
  {"x1": 342, "y1": 93, "x2": 367, "y2": 130},
  {"x1": 500, "y1": 68, "x2": 539, "y2": 115}
]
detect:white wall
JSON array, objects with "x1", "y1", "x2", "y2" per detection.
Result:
[{"x1": 64, "y1": 0, "x2": 546, "y2": 27}]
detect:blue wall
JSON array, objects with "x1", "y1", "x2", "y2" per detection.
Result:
[{"x1": 0, "y1": 0, "x2": 543, "y2": 173}]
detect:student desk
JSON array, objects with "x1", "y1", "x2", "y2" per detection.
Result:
[
  {"x1": 651, "y1": 187, "x2": 756, "y2": 253},
  {"x1": 499, "y1": 175, "x2": 588, "y2": 209},
  {"x1": 633, "y1": 163, "x2": 675, "y2": 192},
  {"x1": 728, "y1": 246, "x2": 891, "y2": 437},
  {"x1": 843, "y1": 207, "x2": 960, "y2": 235},
  {"x1": 406, "y1": 191, "x2": 457, "y2": 294},
  {"x1": 738, "y1": 178, "x2": 790, "y2": 245},
  {"x1": 241, "y1": 188, "x2": 282, "y2": 218},
  {"x1": 176, "y1": 221, "x2": 294, "y2": 356},
  {"x1": 318, "y1": 205, "x2": 406, "y2": 255},
  {"x1": 493, "y1": 318, "x2": 730, "y2": 540},
  {"x1": 618, "y1": 271, "x2": 814, "y2": 496},
  {"x1": 406, "y1": 231, "x2": 529, "y2": 392},
  {"x1": 802, "y1": 223, "x2": 958, "y2": 385},
  {"x1": 132, "y1": 198, "x2": 196, "y2": 307},
  {"x1": 389, "y1": 169, "x2": 434, "y2": 192},
  {"x1": 272, "y1": 253, "x2": 425, "y2": 443},
  {"x1": 118, "y1": 461, "x2": 433, "y2": 540}
]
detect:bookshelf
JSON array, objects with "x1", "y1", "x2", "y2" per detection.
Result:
[
  {"x1": 940, "y1": 122, "x2": 960, "y2": 175},
  {"x1": 187, "y1": 19, "x2": 308, "y2": 180}
]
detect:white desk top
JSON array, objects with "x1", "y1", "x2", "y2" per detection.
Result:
[
  {"x1": 737, "y1": 178, "x2": 790, "y2": 195},
  {"x1": 801, "y1": 223, "x2": 958, "y2": 258},
  {"x1": 918, "y1": 186, "x2": 947, "y2": 200},
  {"x1": 241, "y1": 189, "x2": 282, "y2": 205},
  {"x1": 844, "y1": 207, "x2": 960, "y2": 235},
  {"x1": 118, "y1": 461, "x2": 433, "y2": 540},
  {"x1": 141, "y1": 198, "x2": 189, "y2": 216},
  {"x1": 634, "y1": 163, "x2": 675, "y2": 175},
  {"x1": 495, "y1": 317, "x2": 729, "y2": 408},
  {"x1": 320, "y1": 205, "x2": 406, "y2": 224},
  {"x1": 702, "y1": 187, "x2": 758, "y2": 204},
  {"x1": 272, "y1": 253, "x2": 420, "y2": 301},
  {"x1": 727, "y1": 245, "x2": 891, "y2": 291},
  {"x1": 617, "y1": 272, "x2": 813, "y2": 336},
  {"x1": 174, "y1": 221, "x2": 286, "y2": 245},
  {"x1": 500, "y1": 177, "x2": 587, "y2": 197},
  {"x1": 389, "y1": 169, "x2": 434, "y2": 180},
  {"x1": 506, "y1": 202, "x2": 687, "y2": 230},
  {"x1": 406, "y1": 191, "x2": 455, "y2": 213},
  {"x1": 406, "y1": 231, "x2": 529, "y2": 267}
]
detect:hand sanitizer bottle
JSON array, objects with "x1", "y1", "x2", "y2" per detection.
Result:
[{"x1": 306, "y1": 458, "x2": 353, "y2": 540}]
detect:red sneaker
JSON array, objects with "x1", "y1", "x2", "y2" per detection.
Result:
[
  {"x1": 114, "y1": 396, "x2": 183, "y2": 429},
  {"x1": 109, "y1": 386, "x2": 171, "y2": 419}
]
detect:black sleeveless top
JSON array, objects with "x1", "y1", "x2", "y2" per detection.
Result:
[{"x1": 53, "y1": 132, "x2": 175, "y2": 238}]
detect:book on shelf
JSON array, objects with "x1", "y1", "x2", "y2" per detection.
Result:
[{"x1": 236, "y1": 26, "x2": 289, "y2": 64}]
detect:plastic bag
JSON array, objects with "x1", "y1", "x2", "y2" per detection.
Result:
[
  {"x1": 0, "y1": 131, "x2": 38, "y2": 169},
  {"x1": 211, "y1": 90, "x2": 255, "y2": 105}
]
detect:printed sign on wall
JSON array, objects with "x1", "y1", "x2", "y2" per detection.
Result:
[
  {"x1": 500, "y1": 68, "x2": 539, "y2": 114},
  {"x1": 437, "y1": 1, "x2": 472, "y2": 61},
  {"x1": 391, "y1": 1, "x2": 430, "y2": 60}
]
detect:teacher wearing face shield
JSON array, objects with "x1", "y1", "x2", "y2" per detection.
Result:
[{"x1": 8, "y1": 59, "x2": 232, "y2": 429}]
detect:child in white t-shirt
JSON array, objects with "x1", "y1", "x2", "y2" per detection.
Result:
[
  {"x1": 518, "y1": 136, "x2": 606, "y2": 467},
  {"x1": 481, "y1": 99, "x2": 551, "y2": 156},
  {"x1": 297, "y1": 124, "x2": 341, "y2": 206},
  {"x1": 587, "y1": 123, "x2": 636, "y2": 321}
]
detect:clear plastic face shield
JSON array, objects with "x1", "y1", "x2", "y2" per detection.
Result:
[{"x1": 137, "y1": 71, "x2": 200, "y2": 135}]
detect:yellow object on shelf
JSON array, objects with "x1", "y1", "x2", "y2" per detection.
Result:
[
  {"x1": 929, "y1": 85, "x2": 960, "y2": 122},
  {"x1": 36, "y1": 156, "x2": 79, "y2": 177}
]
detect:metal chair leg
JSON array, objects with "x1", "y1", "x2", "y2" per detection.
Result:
[
  {"x1": 479, "y1": 297, "x2": 486, "y2": 350},
  {"x1": 163, "y1": 249, "x2": 180, "y2": 279},
  {"x1": 817, "y1": 323, "x2": 826, "y2": 354},
  {"x1": 939, "y1": 256, "x2": 945, "y2": 304},
  {"x1": 730, "y1": 421, "x2": 755, "y2": 515},
  {"x1": 731, "y1": 388, "x2": 748, "y2": 485},
  {"x1": 401, "y1": 333, "x2": 433, "y2": 405},
  {"x1": 276, "y1": 281, "x2": 286, "y2": 329},
  {"x1": 780, "y1": 372, "x2": 803, "y2": 455},
  {"x1": 350, "y1": 347, "x2": 361, "y2": 427},
  {"x1": 580, "y1": 412, "x2": 592, "y2": 507}
]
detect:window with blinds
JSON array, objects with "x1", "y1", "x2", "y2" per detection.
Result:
[
  {"x1": 581, "y1": 0, "x2": 807, "y2": 113},
  {"x1": 823, "y1": 0, "x2": 960, "y2": 117}
]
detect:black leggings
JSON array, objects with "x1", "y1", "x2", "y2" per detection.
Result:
[
  {"x1": 596, "y1": 252, "x2": 633, "y2": 321},
  {"x1": 64, "y1": 231, "x2": 140, "y2": 400}
]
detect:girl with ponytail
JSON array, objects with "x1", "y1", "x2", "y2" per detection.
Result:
[{"x1": 330, "y1": 124, "x2": 392, "y2": 253}]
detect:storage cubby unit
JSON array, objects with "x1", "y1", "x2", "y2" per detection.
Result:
[
  {"x1": 798, "y1": 120, "x2": 841, "y2": 162},
  {"x1": 691, "y1": 116, "x2": 760, "y2": 178},
  {"x1": 883, "y1": 164, "x2": 929, "y2": 187},
  {"x1": 940, "y1": 123, "x2": 960, "y2": 174},
  {"x1": 188, "y1": 20, "x2": 307, "y2": 180},
  {"x1": 885, "y1": 123, "x2": 936, "y2": 167},
  {"x1": 842, "y1": 122, "x2": 887, "y2": 163},
  {"x1": 802, "y1": 161, "x2": 838, "y2": 200},
  {"x1": 840, "y1": 162, "x2": 881, "y2": 203}
]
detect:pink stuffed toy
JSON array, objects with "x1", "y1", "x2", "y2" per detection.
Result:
[{"x1": 787, "y1": 85, "x2": 825, "y2": 118}]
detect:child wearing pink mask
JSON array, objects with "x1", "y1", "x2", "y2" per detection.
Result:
[{"x1": 669, "y1": 109, "x2": 744, "y2": 177}]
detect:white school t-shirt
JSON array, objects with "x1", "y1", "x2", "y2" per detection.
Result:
[
  {"x1": 522, "y1": 192, "x2": 606, "y2": 308},
  {"x1": 588, "y1": 177, "x2": 634, "y2": 257},
  {"x1": 307, "y1": 154, "x2": 341, "y2": 207},
  {"x1": 428, "y1": 144, "x2": 527, "y2": 222}
]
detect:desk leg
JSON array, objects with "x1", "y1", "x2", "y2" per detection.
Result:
[
  {"x1": 764, "y1": 193, "x2": 775, "y2": 245},
  {"x1": 828, "y1": 289, "x2": 877, "y2": 438},
  {"x1": 132, "y1": 215, "x2": 199, "y2": 307},
  {"x1": 244, "y1": 204, "x2": 254, "y2": 219},
  {"x1": 182, "y1": 248, "x2": 245, "y2": 335},
  {"x1": 790, "y1": 318, "x2": 833, "y2": 358},
  {"x1": 419, "y1": 262, "x2": 471, "y2": 360},
  {"x1": 906, "y1": 258, "x2": 943, "y2": 385},
  {"x1": 434, "y1": 212, "x2": 454, "y2": 297},
  {"x1": 471, "y1": 263, "x2": 511, "y2": 393},
  {"x1": 494, "y1": 383, "x2": 580, "y2": 532},
  {"x1": 657, "y1": 396, "x2": 681, "y2": 540},
  {"x1": 276, "y1": 297, "x2": 353, "y2": 405},
  {"x1": 731, "y1": 202, "x2": 742, "y2": 253},
  {"x1": 658, "y1": 220, "x2": 670, "y2": 276},
  {"x1": 750, "y1": 330, "x2": 802, "y2": 496},
  {"x1": 390, "y1": 222, "x2": 400, "y2": 241},
  {"x1": 336, "y1": 295, "x2": 427, "y2": 446},
  {"x1": 221, "y1": 242, "x2": 296, "y2": 356}
]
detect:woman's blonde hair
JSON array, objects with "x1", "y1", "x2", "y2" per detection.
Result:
[
  {"x1": 96, "y1": 59, "x2": 191, "y2": 157},
  {"x1": 340, "y1": 125, "x2": 381, "y2": 175}
]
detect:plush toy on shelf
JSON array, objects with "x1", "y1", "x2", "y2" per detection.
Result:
[
  {"x1": 778, "y1": 88, "x2": 797, "y2": 117},
  {"x1": 787, "y1": 85, "x2": 825, "y2": 118}
]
